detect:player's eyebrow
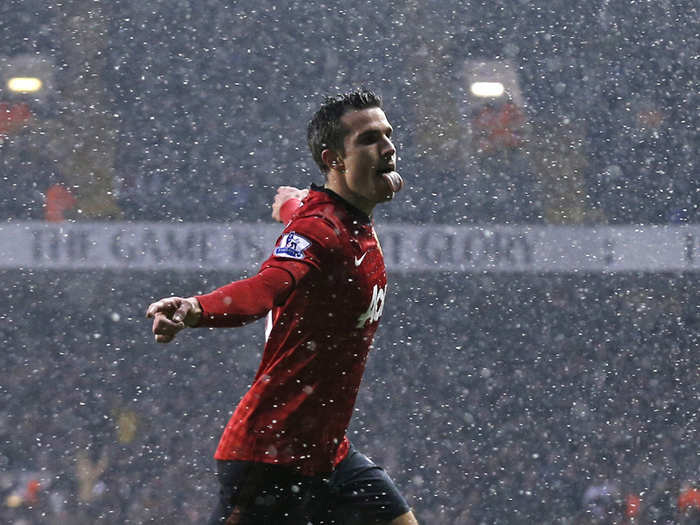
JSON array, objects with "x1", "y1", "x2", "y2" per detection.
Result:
[{"x1": 356, "y1": 125, "x2": 393, "y2": 142}]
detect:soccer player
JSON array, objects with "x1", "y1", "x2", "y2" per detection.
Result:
[{"x1": 146, "y1": 89, "x2": 417, "y2": 524}]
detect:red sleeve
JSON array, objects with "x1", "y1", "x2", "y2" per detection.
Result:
[
  {"x1": 279, "y1": 198, "x2": 302, "y2": 224},
  {"x1": 195, "y1": 266, "x2": 306, "y2": 327}
]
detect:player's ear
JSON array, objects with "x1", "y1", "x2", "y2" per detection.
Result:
[{"x1": 321, "y1": 149, "x2": 344, "y2": 172}]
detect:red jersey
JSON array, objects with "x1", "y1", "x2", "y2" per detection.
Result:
[{"x1": 206, "y1": 187, "x2": 387, "y2": 475}]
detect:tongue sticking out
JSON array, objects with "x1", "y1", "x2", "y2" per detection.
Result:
[{"x1": 381, "y1": 171, "x2": 404, "y2": 194}]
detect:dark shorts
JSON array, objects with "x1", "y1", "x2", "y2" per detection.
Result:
[{"x1": 208, "y1": 445, "x2": 410, "y2": 524}]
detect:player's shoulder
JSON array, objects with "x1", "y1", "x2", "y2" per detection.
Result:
[
  {"x1": 295, "y1": 188, "x2": 339, "y2": 219},
  {"x1": 284, "y1": 218, "x2": 342, "y2": 253},
  {"x1": 286, "y1": 190, "x2": 346, "y2": 241}
]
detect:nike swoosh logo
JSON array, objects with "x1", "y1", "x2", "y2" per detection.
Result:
[{"x1": 354, "y1": 252, "x2": 368, "y2": 266}]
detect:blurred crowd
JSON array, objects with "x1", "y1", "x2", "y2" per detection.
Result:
[
  {"x1": 1, "y1": 270, "x2": 697, "y2": 523},
  {"x1": 1, "y1": 0, "x2": 697, "y2": 225}
]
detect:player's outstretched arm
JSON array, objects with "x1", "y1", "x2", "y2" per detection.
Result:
[
  {"x1": 195, "y1": 267, "x2": 300, "y2": 327},
  {"x1": 146, "y1": 296, "x2": 202, "y2": 343},
  {"x1": 272, "y1": 186, "x2": 308, "y2": 223}
]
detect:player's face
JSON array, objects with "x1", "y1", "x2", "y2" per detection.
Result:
[{"x1": 338, "y1": 107, "x2": 397, "y2": 207}]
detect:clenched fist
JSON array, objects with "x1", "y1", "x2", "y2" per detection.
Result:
[
  {"x1": 272, "y1": 186, "x2": 308, "y2": 223},
  {"x1": 146, "y1": 296, "x2": 202, "y2": 343}
]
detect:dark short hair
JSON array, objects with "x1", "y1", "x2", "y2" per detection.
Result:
[{"x1": 307, "y1": 89, "x2": 383, "y2": 174}]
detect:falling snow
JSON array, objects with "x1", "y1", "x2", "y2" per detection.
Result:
[{"x1": 0, "y1": 0, "x2": 698, "y2": 523}]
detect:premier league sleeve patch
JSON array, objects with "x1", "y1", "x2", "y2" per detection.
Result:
[{"x1": 273, "y1": 231, "x2": 312, "y2": 260}]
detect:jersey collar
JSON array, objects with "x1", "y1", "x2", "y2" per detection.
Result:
[{"x1": 310, "y1": 184, "x2": 372, "y2": 225}]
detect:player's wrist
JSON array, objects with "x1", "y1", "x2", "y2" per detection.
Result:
[{"x1": 184, "y1": 297, "x2": 203, "y2": 327}]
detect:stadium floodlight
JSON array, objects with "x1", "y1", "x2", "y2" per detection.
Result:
[
  {"x1": 0, "y1": 54, "x2": 54, "y2": 102},
  {"x1": 7, "y1": 77, "x2": 43, "y2": 93},
  {"x1": 463, "y1": 59, "x2": 524, "y2": 106},
  {"x1": 470, "y1": 81, "x2": 505, "y2": 98}
]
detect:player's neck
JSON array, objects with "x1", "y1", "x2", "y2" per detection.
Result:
[{"x1": 323, "y1": 179, "x2": 375, "y2": 217}]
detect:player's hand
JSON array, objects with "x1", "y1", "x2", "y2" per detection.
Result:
[
  {"x1": 146, "y1": 296, "x2": 202, "y2": 343},
  {"x1": 272, "y1": 186, "x2": 308, "y2": 222}
]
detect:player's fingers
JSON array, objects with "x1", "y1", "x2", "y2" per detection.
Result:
[
  {"x1": 278, "y1": 186, "x2": 301, "y2": 199},
  {"x1": 146, "y1": 301, "x2": 159, "y2": 318},
  {"x1": 154, "y1": 333, "x2": 174, "y2": 344},
  {"x1": 147, "y1": 297, "x2": 183, "y2": 318},
  {"x1": 152, "y1": 313, "x2": 184, "y2": 336},
  {"x1": 172, "y1": 302, "x2": 191, "y2": 324},
  {"x1": 147, "y1": 298, "x2": 170, "y2": 318}
]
